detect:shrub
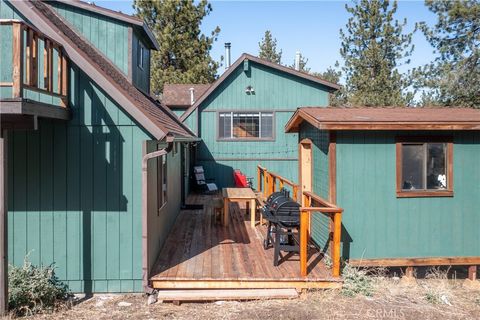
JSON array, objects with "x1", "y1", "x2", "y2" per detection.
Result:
[
  {"x1": 341, "y1": 264, "x2": 374, "y2": 297},
  {"x1": 8, "y1": 257, "x2": 72, "y2": 316}
]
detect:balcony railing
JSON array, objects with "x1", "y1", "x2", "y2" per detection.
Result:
[
  {"x1": 257, "y1": 165, "x2": 343, "y2": 278},
  {"x1": 0, "y1": 19, "x2": 68, "y2": 107}
]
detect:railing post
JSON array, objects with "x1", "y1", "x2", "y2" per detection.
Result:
[
  {"x1": 263, "y1": 171, "x2": 268, "y2": 197},
  {"x1": 293, "y1": 185, "x2": 298, "y2": 202},
  {"x1": 272, "y1": 177, "x2": 276, "y2": 193},
  {"x1": 332, "y1": 211, "x2": 342, "y2": 277},
  {"x1": 257, "y1": 167, "x2": 261, "y2": 192},
  {"x1": 300, "y1": 209, "x2": 308, "y2": 277},
  {"x1": 12, "y1": 22, "x2": 23, "y2": 98}
]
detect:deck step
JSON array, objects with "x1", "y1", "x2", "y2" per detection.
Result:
[{"x1": 157, "y1": 288, "x2": 299, "y2": 302}]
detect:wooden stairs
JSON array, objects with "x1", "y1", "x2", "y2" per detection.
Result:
[{"x1": 156, "y1": 288, "x2": 299, "y2": 303}]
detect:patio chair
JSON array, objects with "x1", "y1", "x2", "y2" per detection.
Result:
[{"x1": 193, "y1": 166, "x2": 218, "y2": 193}]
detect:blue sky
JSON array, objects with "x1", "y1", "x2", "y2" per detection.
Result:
[{"x1": 96, "y1": 1, "x2": 437, "y2": 82}]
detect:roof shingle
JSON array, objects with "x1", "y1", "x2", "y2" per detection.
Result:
[
  {"x1": 285, "y1": 107, "x2": 480, "y2": 132},
  {"x1": 163, "y1": 84, "x2": 211, "y2": 108}
]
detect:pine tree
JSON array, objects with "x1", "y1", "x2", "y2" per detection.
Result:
[
  {"x1": 340, "y1": 0, "x2": 414, "y2": 106},
  {"x1": 314, "y1": 65, "x2": 347, "y2": 106},
  {"x1": 258, "y1": 30, "x2": 282, "y2": 64},
  {"x1": 133, "y1": 0, "x2": 221, "y2": 96},
  {"x1": 415, "y1": 0, "x2": 480, "y2": 108}
]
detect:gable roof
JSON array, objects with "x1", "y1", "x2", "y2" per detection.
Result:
[
  {"x1": 12, "y1": 0, "x2": 193, "y2": 140},
  {"x1": 180, "y1": 53, "x2": 340, "y2": 122},
  {"x1": 285, "y1": 107, "x2": 480, "y2": 132},
  {"x1": 49, "y1": 0, "x2": 159, "y2": 50},
  {"x1": 163, "y1": 84, "x2": 211, "y2": 108}
]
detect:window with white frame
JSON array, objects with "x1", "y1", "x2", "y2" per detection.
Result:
[{"x1": 218, "y1": 111, "x2": 274, "y2": 140}]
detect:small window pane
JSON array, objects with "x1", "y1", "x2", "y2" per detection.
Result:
[
  {"x1": 260, "y1": 113, "x2": 273, "y2": 138},
  {"x1": 402, "y1": 144, "x2": 425, "y2": 190},
  {"x1": 219, "y1": 112, "x2": 231, "y2": 138},
  {"x1": 427, "y1": 143, "x2": 447, "y2": 189},
  {"x1": 232, "y1": 113, "x2": 259, "y2": 138}
]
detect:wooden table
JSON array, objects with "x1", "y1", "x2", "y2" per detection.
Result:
[{"x1": 222, "y1": 188, "x2": 257, "y2": 228}]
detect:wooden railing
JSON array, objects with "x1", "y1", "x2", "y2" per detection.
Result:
[
  {"x1": 301, "y1": 191, "x2": 343, "y2": 277},
  {"x1": 0, "y1": 19, "x2": 68, "y2": 107},
  {"x1": 257, "y1": 165, "x2": 299, "y2": 201},
  {"x1": 256, "y1": 165, "x2": 343, "y2": 278}
]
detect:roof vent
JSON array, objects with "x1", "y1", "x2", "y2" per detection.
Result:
[{"x1": 189, "y1": 87, "x2": 195, "y2": 105}]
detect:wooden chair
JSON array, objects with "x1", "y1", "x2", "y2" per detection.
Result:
[{"x1": 211, "y1": 197, "x2": 224, "y2": 225}]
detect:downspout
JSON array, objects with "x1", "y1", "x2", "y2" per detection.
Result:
[{"x1": 141, "y1": 135, "x2": 174, "y2": 294}]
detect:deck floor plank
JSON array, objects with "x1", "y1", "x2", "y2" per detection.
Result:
[{"x1": 151, "y1": 193, "x2": 333, "y2": 284}]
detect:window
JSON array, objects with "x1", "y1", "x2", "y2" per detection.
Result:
[
  {"x1": 396, "y1": 137, "x2": 453, "y2": 197},
  {"x1": 157, "y1": 155, "x2": 167, "y2": 213},
  {"x1": 137, "y1": 42, "x2": 145, "y2": 69},
  {"x1": 218, "y1": 111, "x2": 274, "y2": 140}
]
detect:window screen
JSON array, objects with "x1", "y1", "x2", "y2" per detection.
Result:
[{"x1": 218, "y1": 112, "x2": 274, "y2": 140}]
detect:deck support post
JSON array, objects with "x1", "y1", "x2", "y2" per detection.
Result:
[
  {"x1": 0, "y1": 131, "x2": 8, "y2": 315},
  {"x1": 468, "y1": 266, "x2": 477, "y2": 281},
  {"x1": 300, "y1": 210, "x2": 308, "y2": 277},
  {"x1": 405, "y1": 266, "x2": 414, "y2": 278},
  {"x1": 332, "y1": 212, "x2": 342, "y2": 277}
]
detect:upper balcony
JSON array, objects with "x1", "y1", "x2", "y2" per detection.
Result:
[{"x1": 0, "y1": 19, "x2": 70, "y2": 129}]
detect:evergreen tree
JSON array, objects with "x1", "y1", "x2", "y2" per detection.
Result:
[
  {"x1": 258, "y1": 30, "x2": 282, "y2": 64},
  {"x1": 314, "y1": 65, "x2": 347, "y2": 106},
  {"x1": 415, "y1": 0, "x2": 480, "y2": 107},
  {"x1": 340, "y1": 0, "x2": 414, "y2": 106},
  {"x1": 133, "y1": 0, "x2": 220, "y2": 96}
]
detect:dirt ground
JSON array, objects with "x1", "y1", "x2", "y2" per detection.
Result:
[{"x1": 24, "y1": 278, "x2": 480, "y2": 320}]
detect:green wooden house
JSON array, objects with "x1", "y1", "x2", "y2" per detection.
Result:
[
  {"x1": 0, "y1": 0, "x2": 196, "y2": 299},
  {"x1": 285, "y1": 107, "x2": 480, "y2": 274},
  {"x1": 164, "y1": 52, "x2": 339, "y2": 188}
]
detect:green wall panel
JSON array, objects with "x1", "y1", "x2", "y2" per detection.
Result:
[
  {"x1": 334, "y1": 131, "x2": 480, "y2": 260},
  {"x1": 49, "y1": 2, "x2": 129, "y2": 75},
  {"x1": 132, "y1": 31, "x2": 151, "y2": 94},
  {"x1": 8, "y1": 65, "x2": 153, "y2": 293},
  {"x1": 299, "y1": 122, "x2": 331, "y2": 249},
  {"x1": 189, "y1": 60, "x2": 332, "y2": 188}
]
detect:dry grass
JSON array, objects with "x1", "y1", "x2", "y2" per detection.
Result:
[{"x1": 22, "y1": 274, "x2": 480, "y2": 320}]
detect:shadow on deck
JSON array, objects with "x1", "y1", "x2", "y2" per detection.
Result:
[{"x1": 150, "y1": 193, "x2": 341, "y2": 290}]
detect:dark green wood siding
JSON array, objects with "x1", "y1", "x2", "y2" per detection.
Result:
[
  {"x1": 334, "y1": 131, "x2": 480, "y2": 260},
  {"x1": 49, "y1": 1, "x2": 129, "y2": 75},
  {"x1": 8, "y1": 64, "x2": 152, "y2": 293},
  {"x1": 131, "y1": 31, "x2": 151, "y2": 94},
  {"x1": 299, "y1": 122, "x2": 331, "y2": 250},
  {"x1": 186, "y1": 60, "x2": 331, "y2": 188}
]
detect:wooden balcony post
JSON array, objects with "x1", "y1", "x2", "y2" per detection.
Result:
[
  {"x1": 271, "y1": 177, "x2": 276, "y2": 193},
  {"x1": 300, "y1": 209, "x2": 308, "y2": 277},
  {"x1": 332, "y1": 211, "x2": 342, "y2": 277},
  {"x1": 12, "y1": 22, "x2": 23, "y2": 98},
  {"x1": 60, "y1": 51, "x2": 68, "y2": 108},
  {"x1": 293, "y1": 185, "x2": 298, "y2": 202},
  {"x1": 279, "y1": 180, "x2": 284, "y2": 190}
]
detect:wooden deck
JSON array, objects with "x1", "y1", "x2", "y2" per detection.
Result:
[{"x1": 150, "y1": 194, "x2": 341, "y2": 290}]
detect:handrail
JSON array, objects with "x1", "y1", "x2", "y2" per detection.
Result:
[
  {"x1": 257, "y1": 165, "x2": 343, "y2": 279},
  {"x1": 303, "y1": 191, "x2": 342, "y2": 211},
  {"x1": 257, "y1": 165, "x2": 299, "y2": 201}
]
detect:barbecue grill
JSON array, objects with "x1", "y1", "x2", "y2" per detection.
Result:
[{"x1": 261, "y1": 188, "x2": 301, "y2": 266}]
